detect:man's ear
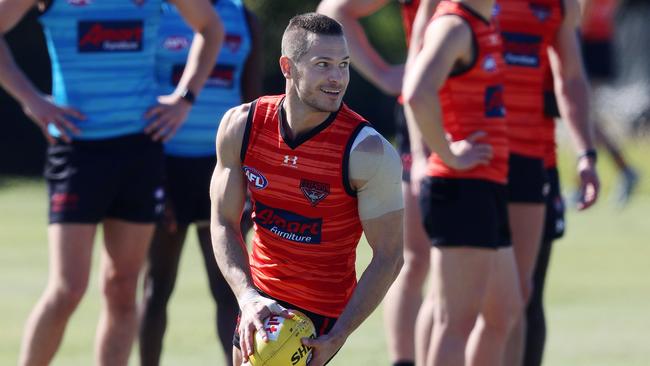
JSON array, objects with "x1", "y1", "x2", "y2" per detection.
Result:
[{"x1": 279, "y1": 56, "x2": 293, "y2": 80}]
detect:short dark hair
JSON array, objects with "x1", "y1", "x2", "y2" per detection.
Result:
[{"x1": 281, "y1": 13, "x2": 344, "y2": 61}]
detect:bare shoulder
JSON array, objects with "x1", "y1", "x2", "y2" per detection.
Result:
[
  {"x1": 216, "y1": 102, "x2": 253, "y2": 164},
  {"x1": 0, "y1": 0, "x2": 39, "y2": 33},
  {"x1": 427, "y1": 13, "x2": 472, "y2": 43}
]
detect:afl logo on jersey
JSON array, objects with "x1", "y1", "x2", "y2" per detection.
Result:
[
  {"x1": 163, "y1": 36, "x2": 190, "y2": 51},
  {"x1": 243, "y1": 166, "x2": 268, "y2": 190},
  {"x1": 482, "y1": 55, "x2": 497, "y2": 73},
  {"x1": 67, "y1": 0, "x2": 92, "y2": 6}
]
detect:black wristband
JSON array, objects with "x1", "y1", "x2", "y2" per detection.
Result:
[
  {"x1": 180, "y1": 89, "x2": 196, "y2": 105},
  {"x1": 578, "y1": 149, "x2": 597, "y2": 163}
]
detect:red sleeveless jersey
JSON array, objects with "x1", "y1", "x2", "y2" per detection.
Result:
[
  {"x1": 427, "y1": 1, "x2": 509, "y2": 184},
  {"x1": 400, "y1": 0, "x2": 421, "y2": 44},
  {"x1": 581, "y1": 0, "x2": 618, "y2": 41},
  {"x1": 241, "y1": 95, "x2": 367, "y2": 317},
  {"x1": 496, "y1": 0, "x2": 563, "y2": 158}
]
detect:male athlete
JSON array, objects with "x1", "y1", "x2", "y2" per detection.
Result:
[
  {"x1": 495, "y1": 0, "x2": 600, "y2": 364},
  {"x1": 210, "y1": 13, "x2": 404, "y2": 366},
  {"x1": 0, "y1": 1, "x2": 222, "y2": 365},
  {"x1": 316, "y1": 1, "x2": 438, "y2": 365},
  {"x1": 403, "y1": 0, "x2": 522, "y2": 365}
]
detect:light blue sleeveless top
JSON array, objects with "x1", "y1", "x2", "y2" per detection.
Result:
[
  {"x1": 157, "y1": 0, "x2": 251, "y2": 157},
  {"x1": 39, "y1": 0, "x2": 162, "y2": 140}
]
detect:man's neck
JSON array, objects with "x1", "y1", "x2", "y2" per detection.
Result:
[
  {"x1": 282, "y1": 92, "x2": 332, "y2": 140},
  {"x1": 454, "y1": 0, "x2": 495, "y2": 20}
]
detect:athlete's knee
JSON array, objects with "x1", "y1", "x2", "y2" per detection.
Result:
[
  {"x1": 46, "y1": 281, "x2": 88, "y2": 316},
  {"x1": 485, "y1": 296, "x2": 523, "y2": 336},
  {"x1": 401, "y1": 252, "x2": 429, "y2": 285},
  {"x1": 102, "y1": 271, "x2": 139, "y2": 314},
  {"x1": 435, "y1": 312, "x2": 478, "y2": 339},
  {"x1": 143, "y1": 270, "x2": 176, "y2": 307}
]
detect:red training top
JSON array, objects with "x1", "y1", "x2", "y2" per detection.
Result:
[
  {"x1": 427, "y1": 0, "x2": 509, "y2": 184},
  {"x1": 581, "y1": 0, "x2": 618, "y2": 41},
  {"x1": 497, "y1": 0, "x2": 563, "y2": 158},
  {"x1": 242, "y1": 95, "x2": 367, "y2": 317}
]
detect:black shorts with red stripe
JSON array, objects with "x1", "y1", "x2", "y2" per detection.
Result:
[{"x1": 232, "y1": 289, "x2": 337, "y2": 350}]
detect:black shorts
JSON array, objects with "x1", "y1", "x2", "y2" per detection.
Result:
[
  {"x1": 419, "y1": 177, "x2": 511, "y2": 248},
  {"x1": 542, "y1": 167, "x2": 565, "y2": 242},
  {"x1": 164, "y1": 155, "x2": 215, "y2": 225},
  {"x1": 582, "y1": 40, "x2": 614, "y2": 80},
  {"x1": 232, "y1": 290, "x2": 337, "y2": 349},
  {"x1": 508, "y1": 154, "x2": 548, "y2": 204},
  {"x1": 394, "y1": 103, "x2": 411, "y2": 182},
  {"x1": 45, "y1": 133, "x2": 164, "y2": 224}
]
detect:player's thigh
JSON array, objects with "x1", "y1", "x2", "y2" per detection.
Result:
[
  {"x1": 102, "y1": 219, "x2": 155, "y2": 281},
  {"x1": 402, "y1": 181, "x2": 430, "y2": 266},
  {"x1": 47, "y1": 223, "x2": 97, "y2": 293},
  {"x1": 480, "y1": 247, "x2": 522, "y2": 328},
  {"x1": 430, "y1": 247, "x2": 494, "y2": 324}
]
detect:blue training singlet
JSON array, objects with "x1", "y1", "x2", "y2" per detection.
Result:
[
  {"x1": 39, "y1": 0, "x2": 162, "y2": 140},
  {"x1": 157, "y1": 0, "x2": 251, "y2": 157}
]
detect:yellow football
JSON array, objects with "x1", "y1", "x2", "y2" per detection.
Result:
[{"x1": 248, "y1": 310, "x2": 316, "y2": 366}]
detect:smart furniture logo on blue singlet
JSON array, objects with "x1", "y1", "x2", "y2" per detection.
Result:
[{"x1": 78, "y1": 20, "x2": 143, "y2": 52}]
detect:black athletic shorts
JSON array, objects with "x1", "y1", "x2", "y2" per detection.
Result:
[
  {"x1": 419, "y1": 177, "x2": 511, "y2": 248},
  {"x1": 542, "y1": 167, "x2": 566, "y2": 242},
  {"x1": 508, "y1": 153, "x2": 549, "y2": 204},
  {"x1": 394, "y1": 103, "x2": 412, "y2": 182},
  {"x1": 232, "y1": 290, "x2": 337, "y2": 349},
  {"x1": 582, "y1": 40, "x2": 614, "y2": 80},
  {"x1": 164, "y1": 155, "x2": 215, "y2": 225},
  {"x1": 45, "y1": 133, "x2": 164, "y2": 224}
]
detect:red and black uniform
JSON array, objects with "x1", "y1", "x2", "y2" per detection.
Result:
[
  {"x1": 419, "y1": 1, "x2": 511, "y2": 248},
  {"x1": 395, "y1": 0, "x2": 422, "y2": 181},
  {"x1": 581, "y1": 0, "x2": 618, "y2": 79},
  {"x1": 241, "y1": 95, "x2": 368, "y2": 318},
  {"x1": 496, "y1": 0, "x2": 563, "y2": 203}
]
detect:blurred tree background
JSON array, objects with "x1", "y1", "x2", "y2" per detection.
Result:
[{"x1": 0, "y1": 1, "x2": 406, "y2": 176}]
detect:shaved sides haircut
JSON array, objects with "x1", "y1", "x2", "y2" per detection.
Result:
[{"x1": 281, "y1": 12, "x2": 344, "y2": 61}]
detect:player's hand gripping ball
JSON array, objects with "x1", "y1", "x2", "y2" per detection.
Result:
[{"x1": 248, "y1": 310, "x2": 316, "y2": 366}]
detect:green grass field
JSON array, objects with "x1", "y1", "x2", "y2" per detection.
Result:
[{"x1": 1, "y1": 140, "x2": 649, "y2": 366}]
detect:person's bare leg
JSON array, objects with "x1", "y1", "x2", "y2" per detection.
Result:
[
  {"x1": 466, "y1": 247, "x2": 522, "y2": 366},
  {"x1": 197, "y1": 223, "x2": 237, "y2": 366},
  {"x1": 19, "y1": 224, "x2": 96, "y2": 366},
  {"x1": 424, "y1": 247, "x2": 492, "y2": 366},
  {"x1": 414, "y1": 293, "x2": 435, "y2": 366},
  {"x1": 384, "y1": 182, "x2": 430, "y2": 365},
  {"x1": 95, "y1": 219, "x2": 154, "y2": 366},
  {"x1": 139, "y1": 223, "x2": 188, "y2": 366},
  {"x1": 503, "y1": 203, "x2": 546, "y2": 366}
]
